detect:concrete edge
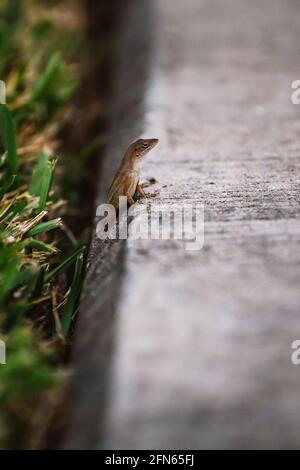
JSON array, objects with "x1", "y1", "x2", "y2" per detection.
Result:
[{"x1": 61, "y1": 0, "x2": 156, "y2": 449}]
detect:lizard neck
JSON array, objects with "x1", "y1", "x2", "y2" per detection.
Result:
[{"x1": 122, "y1": 149, "x2": 141, "y2": 171}]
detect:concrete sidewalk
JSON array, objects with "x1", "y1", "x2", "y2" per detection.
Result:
[{"x1": 65, "y1": 0, "x2": 300, "y2": 449}]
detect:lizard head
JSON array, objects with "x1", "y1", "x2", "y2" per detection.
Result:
[{"x1": 132, "y1": 138, "x2": 159, "y2": 159}]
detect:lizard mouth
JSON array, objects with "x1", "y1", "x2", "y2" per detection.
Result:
[{"x1": 149, "y1": 138, "x2": 159, "y2": 148}]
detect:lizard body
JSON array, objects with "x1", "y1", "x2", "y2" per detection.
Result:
[{"x1": 107, "y1": 138, "x2": 158, "y2": 209}]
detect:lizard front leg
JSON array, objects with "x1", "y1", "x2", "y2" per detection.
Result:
[
  {"x1": 136, "y1": 182, "x2": 146, "y2": 198},
  {"x1": 126, "y1": 193, "x2": 135, "y2": 205},
  {"x1": 124, "y1": 176, "x2": 138, "y2": 205}
]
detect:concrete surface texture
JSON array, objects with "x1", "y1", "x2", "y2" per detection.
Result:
[
  {"x1": 66, "y1": 0, "x2": 300, "y2": 449},
  {"x1": 101, "y1": 0, "x2": 300, "y2": 449}
]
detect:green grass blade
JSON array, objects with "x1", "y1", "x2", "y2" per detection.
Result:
[
  {"x1": 61, "y1": 252, "x2": 84, "y2": 336},
  {"x1": 30, "y1": 52, "x2": 62, "y2": 103},
  {"x1": 29, "y1": 151, "x2": 49, "y2": 196},
  {"x1": 45, "y1": 245, "x2": 85, "y2": 282},
  {"x1": 26, "y1": 218, "x2": 62, "y2": 237},
  {"x1": 25, "y1": 239, "x2": 57, "y2": 253},
  {"x1": 0, "y1": 174, "x2": 16, "y2": 199},
  {"x1": 38, "y1": 160, "x2": 54, "y2": 211},
  {"x1": 0, "y1": 105, "x2": 18, "y2": 175}
]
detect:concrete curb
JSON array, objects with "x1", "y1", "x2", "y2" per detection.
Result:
[
  {"x1": 64, "y1": 0, "x2": 300, "y2": 449},
  {"x1": 62, "y1": 0, "x2": 155, "y2": 449}
]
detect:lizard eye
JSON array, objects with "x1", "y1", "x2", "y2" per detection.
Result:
[{"x1": 143, "y1": 143, "x2": 148, "y2": 148}]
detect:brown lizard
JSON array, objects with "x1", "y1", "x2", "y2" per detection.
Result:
[{"x1": 107, "y1": 138, "x2": 159, "y2": 209}]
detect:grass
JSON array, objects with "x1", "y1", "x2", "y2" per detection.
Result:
[{"x1": 0, "y1": 0, "x2": 91, "y2": 448}]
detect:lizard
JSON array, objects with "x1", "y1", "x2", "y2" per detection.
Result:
[{"x1": 107, "y1": 138, "x2": 159, "y2": 209}]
